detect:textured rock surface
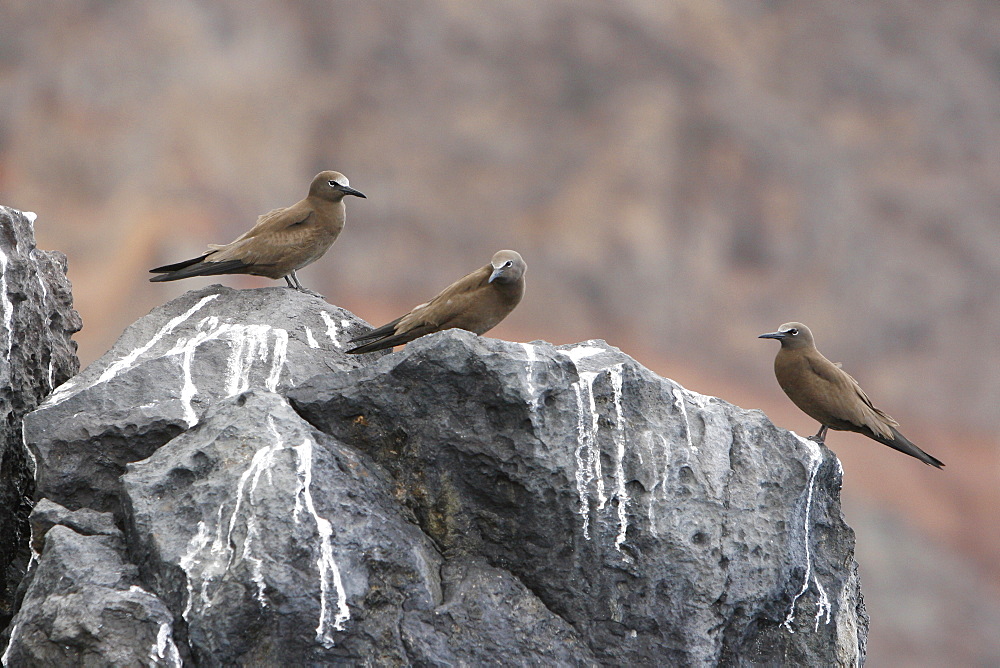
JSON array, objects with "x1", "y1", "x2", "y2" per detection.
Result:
[
  {"x1": 2, "y1": 524, "x2": 181, "y2": 667},
  {"x1": 0, "y1": 206, "x2": 81, "y2": 627},
  {"x1": 120, "y1": 390, "x2": 594, "y2": 665},
  {"x1": 23, "y1": 283, "x2": 381, "y2": 522},
  {"x1": 6, "y1": 287, "x2": 868, "y2": 665},
  {"x1": 290, "y1": 331, "x2": 868, "y2": 666}
]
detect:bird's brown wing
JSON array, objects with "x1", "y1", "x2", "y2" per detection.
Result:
[
  {"x1": 806, "y1": 355, "x2": 897, "y2": 439},
  {"x1": 230, "y1": 201, "x2": 313, "y2": 239},
  {"x1": 393, "y1": 267, "x2": 490, "y2": 334},
  {"x1": 205, "y1": 210, "x2": 318, "y2": 268},
  {"x1": 346, "y1": 266, "x2": 490, "y2": 354}
]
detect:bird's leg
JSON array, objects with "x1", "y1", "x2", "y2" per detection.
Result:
[
  {"x1": 809, "y1": 424, "x2": 829, "y2": 443},
  {"x1": 287, "y1": 270, "x2": 324, "y2": 297},
  {"x1": 284, "y1": 271, "x2": 307, "y2": 290}
]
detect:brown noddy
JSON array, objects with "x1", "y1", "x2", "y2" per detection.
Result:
[
  {"x1": 347, "y1": 250, "x2": 526, "y2": 354},
  {"x1": 759, "y1": 322, "x2": 944, "y2": 468},
  {"x1": 149, "y1": 171, "x2": 365, "y2": 292}
]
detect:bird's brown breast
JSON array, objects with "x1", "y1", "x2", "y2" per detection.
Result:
[{"x1": 774, "y1": 349, "x2": 848, "y2": 428}]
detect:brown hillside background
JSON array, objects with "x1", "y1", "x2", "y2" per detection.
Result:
[{"x1": 2, "y1": 1, "x2": 998, "y2": 663}]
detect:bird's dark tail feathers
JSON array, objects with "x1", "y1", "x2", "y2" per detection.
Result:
[
  {"x1": 345, "y1": 333, "x2": 408, "y2": 355},
  {"x1": 149, "y1": 254, "x2": 212, "y2": 274},
  {"x1": 872, "y1": 427, "x2": 945, "y2": 469},
  {"x1": 149, "y1": 256, "x2": 253, "y2": 282}
]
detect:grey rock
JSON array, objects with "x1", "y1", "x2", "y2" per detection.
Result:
[
  {"x1": 23, "y1": 284, "x2": 383, "y2": 522},
  {"x1": 28, "y1": 499, "x2": 121, "y2": 554},
  {"x1": 6, "y1": 282, "x2": 867, "y2": 665},
  {"x1": 0, "y1": 206, "x2": 81, "y2": 625},
  {"x1": 289, "y1": 330, "x2": 868, "y2": 666},
  {"x1": 1, "y1": 525, "x2": 181, "y2": 668},
  {"x1": 121, "y1": 389, "x2": 589, "y2": 666},
  {"x1": 400, "y1": 557, "x2": 598, "y2": 666}
]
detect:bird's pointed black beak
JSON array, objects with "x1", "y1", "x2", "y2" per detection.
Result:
[
  {"x1": 489, "y1": 266, "x2": 503, "y2": 283},
  {"x1": 339, "y1": 185, "x2": 366, "y2": 199},
  {"x1": 758, "y1": 331, "x2": 785, "y2": 340}
]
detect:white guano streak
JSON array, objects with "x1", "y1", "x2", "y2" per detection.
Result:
[
  {"x1": 305, "y1": 327, "x2": 319, "y2": 349},
  {"x1": 167, "y1": 320, "x2": 288, "y2": 427},
  {"x1": 292, "y1": 437, "x2": 350, "y2": 644},
  {"x1": 0, "y1": 246, "x2": 13, "y2": 364},
  {"x1": 152, "y1": 621, "x2": 182, "y2": 668},
  {"x1": 320, "y1": 311, "x2": 342, "y2": 348},
  {"x1": 672, "y1": 386, "x2": 696, "y2": 453},
  {"x1": 180, "y1": 417, "x2": 349, "y2": 641},
  {"x1": 41, "y1": 294, "x2": 220, "y2": 410},
  {"x1": 609, "y1": 364, "x2": 629, "y2": 551},
  {"x1": 520, "y1": 342, "x2": 540, "y2": 408},
  {"x1": 1, "y1": 622, "x2": 18, "y2": 666},
  {"x1": 783, "y1": 435, "x2": 831, "y2": 632},
  {"x1": 179, "y1": 521, "x2": 212, "y2": 621},
  {"x1": 572, "y1": 371, "x2": 605, "y2": 539}
]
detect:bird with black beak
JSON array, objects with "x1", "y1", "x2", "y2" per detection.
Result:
[
  {"x1": 347, "y1": 250, "x2": 526, "y2": 354},
  {"x1": 759, "y1": 322, "x2": 944, "y2": 468},
  {"x1": 150, "y1": 171, "x2": 365, "y2": 293}
]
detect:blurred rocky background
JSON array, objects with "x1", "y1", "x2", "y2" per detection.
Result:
[{"x1": 0, "y1": 1, "x2": 998, "y2": 664}]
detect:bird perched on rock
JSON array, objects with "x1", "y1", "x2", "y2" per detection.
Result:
[
  {"x1": 759, "y1": 322, "x2": 943, "y2": 468},
  {"x1": 149, "y1": 171, "x2": 365, "y2": 292},
  {"x1": 347, "y1": 250, "x2": 526, "y2": 354}
]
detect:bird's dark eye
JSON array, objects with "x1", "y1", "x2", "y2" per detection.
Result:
[
  {"x1": 504, "y1": 261, "x2": 512, "y2": 268},
  {"x1": 788, "y1": 328, "x2": 798, "y2": 336},
  {"x1": 328, "y1": 180, "x2": 337, "y2": 187}
]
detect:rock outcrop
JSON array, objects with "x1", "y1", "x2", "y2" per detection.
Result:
[
  {"x1": 3, "y1": 285, "x2": 868, "y2": 666},
  {"x1": 0, "y1": 207, "x2": 81, "y2": 627}
]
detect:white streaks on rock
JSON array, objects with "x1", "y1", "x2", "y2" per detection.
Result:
[
  {"x1": 320, "y1": 311, "x2": 342, "y2": 348},
  {"x1": 179, "y1": 521, "x2": 212, "y2": 621},
  {"x1": 20, "y1": 211, "x2": 36, "y2": 225},
  {"x1": 609, "y1": 364, "x2": 629, "y2": 551},
  {"x1": 1, "y1": 621, "x2": 19, "y2": 666},
  {"x1": 572, "y1": 371, "x2": 604, "y2": 539},
  {"x1": 166, "y1": 319, "x2": 288, "y2": 427},
  {"x1": 560, "y1": 345, "x2": 603, "y2": 365},
  {"x1": 520, "y1": 343, "x2": 540, "y2": 409},
  {"x1": 221, "y1": 425, "x2": 285, "y2": 605},
  {"x1": 291, "y1": 437, "x2": 350, "y2": 644},
  {"x1": 40, "y1": 294, "x2": 220, "y2": 410},
  {"x1": 671, "y1": 386, "x2": 697, "y2": 453},
  {"x1": 223, "y1": 324, "x2": 276, "y2": 396},
  {"x1": 153, "y1": 621, "x2": 182, "y2": 668},
  {"x1": 178, "y1": 416, "x2": 349, "y2": 643},
  {"x1": 305, "y1": 327, "x2": 319, "y2": 349},
  {"x1": 21, "y1": 421, "x2": 36, "y2": 479},
  {"x1": 783, "y1": 434, "x2": 831, "y2": 633},
  {"x1": 0, "y1": 246, "x2": 13, "y2": 364},
  {"x1": 98, "y1": 294, "x2": 219, "y2": 388}
]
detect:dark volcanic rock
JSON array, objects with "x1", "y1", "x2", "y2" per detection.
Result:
[
  {"x1": 289, "y1": 330, "x2": 868, "y2": 666},
  {"x1": 7, "y1": 285, "x2": 867, "y2": 665},
  {"x1": 120, "y1": 389, "x2": 596, "y2": 666},
  {"x1": 23, "y1": 284, "x2": 382, "y2": 522},
  {"x1": 2, "y1": 525, "x2": 181, "y2": 668},
  {"x1": 28, "y1": 499, "x2": 120, "y2": 554},
  {"x1": 0, "y1": 206, "x2": 81, "y2": 626}
]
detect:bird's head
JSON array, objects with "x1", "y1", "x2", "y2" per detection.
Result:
[
  {"x1": 488, "y1": 250, "x2": 526, "y2": 284},
  {"x1": 758, "y1": 322, "x2": 814, "y2": 349},
  {"x1": 311, "y1": 171, "x2": 367, "y2": 201}
]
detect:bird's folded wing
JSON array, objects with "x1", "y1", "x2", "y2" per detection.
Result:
[
  {"x1": 206, "y1": 223, "x2": 318, "y2": 267},
  {"x1": 395, "y1": 274, "x2": 487, "y2": 333},
  {"x1": 807, "y1": 355, "x2": 897, "y2": 438}
]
